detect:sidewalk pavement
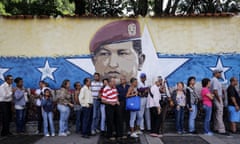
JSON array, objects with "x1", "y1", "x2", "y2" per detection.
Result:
[{"x1": 0, "y1": 132, "x2": 239, "y2": 144}]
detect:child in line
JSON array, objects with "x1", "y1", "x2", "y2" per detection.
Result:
[{"x1": 42, "y1": 89, "x2": 55, "y2": 137}]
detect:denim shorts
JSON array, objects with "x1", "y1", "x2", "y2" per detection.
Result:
[{"x1": 228, "y1": 106, "x2": 240, "y2": 122}]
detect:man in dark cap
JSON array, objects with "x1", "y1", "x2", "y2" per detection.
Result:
[
  {"x1": 210, "y1": 69, "x2": 229, "y2": 135},
  {"x1": 90, "y1": 20, "x2": 145, "y2": 82}
]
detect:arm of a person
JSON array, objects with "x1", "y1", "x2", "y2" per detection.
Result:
[
  {"x1": 186, "y1": 89, "x2": 192, "y2": 109},
  {"x1": 213, "y1": 89, "x2": 220, "y2": 102},
  {"x1": 14, "y1": 90, "x2": 24, "y2": 100},
  {"x1": 231, "y1": 97, "x2": 240, "y2": 111},
  {"x1": 74, "y1": 91, "x2": 80, "y2": 105},
  {"x1": 152, "y1": 87, "x2": 161, "y2": 107},
  {"x1": 206, "y1": 92, "x2": 214, "y2": 100},
  {"x1": 79, "y1": 88, "x2": 86, "y2": 106}
]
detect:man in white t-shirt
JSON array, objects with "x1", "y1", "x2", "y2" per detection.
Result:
[{"x1": 91, "y1": 73, "x2": 103, "y2": 135}]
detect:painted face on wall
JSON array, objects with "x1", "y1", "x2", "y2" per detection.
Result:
[{"x1": 93, "y1": 41, "x2": 143, "y2": 81}]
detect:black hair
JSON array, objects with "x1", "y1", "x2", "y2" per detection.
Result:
[
  {"x1": 177, "y1": 81, "x2": 184, "y2": 88},
  {"x1": 83, "y1": 78, "x2": 90, "y2": 85},
  {"x1": 230, "y1": 77, "x2": 236, "y2": 83},
  {"x1": 187, "y1": 76, "x2": 196, "y2": 86},
  {"x1": 14, "y1": 77, "x2": 22, "y2": 84},
  {"x1": 44, "y1": 88, "x2": 52, "y2": 97},
  {"x1": 5, "y1": 75, "x2": 13, "y2": 81},
  {"x1": 130, "y1": 77, "x2": 137, "y2": 84},
  {"x1": 94, "y1": 72, "x2": 100, "y2": 77},
  {"x1": 61, "y1": 79, "x2": 70, "y2": 88},
  {"x1": 202, "y1": 78, "x2": 210, "y2": 87},
  {"x1": 74, "y1": 82, "x2": 81, "y2": 89},
  {"x1": 102, "y1": 78, "x2": 109, "y2": 83},
  {"x1": 39, "y1": 80, "x2": 45, "y2": 84}
]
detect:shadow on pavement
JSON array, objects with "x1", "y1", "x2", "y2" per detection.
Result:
[{"x1": 0, "y1": 135, "x2": 43, "y2": 144}]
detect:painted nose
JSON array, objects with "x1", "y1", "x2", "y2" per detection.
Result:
[{"x1": 108, "y1": 54, "x2": 119, "y2": 68}]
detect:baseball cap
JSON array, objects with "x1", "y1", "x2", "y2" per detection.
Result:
[
  {"x1": 140, "y1": 73, "x2": 146, "y2": 78},
  {"x1": 213, "y1": 69, "x2": 223, "y2": 74}
]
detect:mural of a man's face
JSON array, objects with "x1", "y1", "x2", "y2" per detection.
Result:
[{"x1": 93, "y1": 41, "x2": 145, "y2": 81}]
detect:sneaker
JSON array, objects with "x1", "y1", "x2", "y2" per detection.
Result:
[
  {"x1": 136, "y1": 130, "x2": 143, "y2": 135},
  {"x1": 204, "y1": 132, "x2": 213, "y2": 136},
  {"x1": 130, "y1": 132, "x2": 139, "y2": 138},
  {"x1": 66, "y1": 131, "x2": 71, "y2": 135},
  {"x1": 177, "y1": 131, "x2": 182, "y2": 135},
  {"x1": 51, "y1": 133, "x2": 55, "y2": 137},
  {"x1": 218, "y1": 132, "x2": 230, "y2": 136},
  {"x1": 58, "y1": 133, "x2": 67, "y2": 136},
  {"x1": 91, "y1": 130, "x2": 96, "y2": 135},
  {"x1": 45, "y1": 134, "x2": 50, "y2": 137},
  {"x1": 109, "y1": 137, "x2": 116, "y2": 141},
  {"x1": 96, "y1": 129, "x2": 101, "y2": 133}
]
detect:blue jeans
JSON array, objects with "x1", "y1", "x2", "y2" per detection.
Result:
[
  {"x1": 75, "y1": 109, "x2": 82, "y2": 133},
  {"x1": 175, "y1": 106, "x2": 185, "y2": 132},
  {"x1": 100, "y1": 104, "x2": 106, "y2": 131},
  {"x1": 16, "y1": 109, "x2": 25, "y2": 132},
  {"x1": 189, "y1": 104, "x2": 198, "y2": 132},
  {"x1": 57, "y1": 104, "x2": 70, "y2": 134},
  {"x1": 42, "y1": 111, "x2": 55, "y2": 135},
  {"x1": 82, "y1": 107, "x2": 93, "y2": 135},
  {"x1": 203, "y1": 105, "x2": 212, "y2": 133},
  {"x1": 92, "y1": 99, "x2": 100, "y2": 131}
]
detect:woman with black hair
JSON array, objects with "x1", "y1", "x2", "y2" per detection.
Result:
[
  {"x1": 56, "y1": 79, "x2": 73, "y2": 136},
  {"x1": 186, "y1": 76, "x2": 199, "y2": 134}
]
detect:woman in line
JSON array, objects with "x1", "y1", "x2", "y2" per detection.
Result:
[
  {"x1": 172, "y1": 82, "x2": 186, "y2": 134},
  {"x1": 57, "y1": 79, "x2": 73, "y2": 136},
  {"x1": 126, "y1": 78, "x2": 140, "y2": 138},
  {"x1": 201, "y1": 78, "x2": 214, "y2": 136},
  {"x1": 147, "y1": 77, "x2": 162, "y2": 137},
  {"x1": 42, "y1": 89, "x2": 55, "y2": 137}
]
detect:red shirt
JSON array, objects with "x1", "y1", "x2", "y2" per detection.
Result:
[{"x1": 102, "y1": 85, "x2": 118, "y2": 103}]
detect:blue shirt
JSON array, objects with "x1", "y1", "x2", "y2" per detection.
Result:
[
  {"x1": 116, "y1": 84, "x2": 130, "y2": 101},
  {"x1": 41, "y1": 97, "x2": 53, "y2": 113}
]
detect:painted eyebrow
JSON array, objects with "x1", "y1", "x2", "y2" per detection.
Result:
[{"x1": 98, "y1": 47, "x2": 111, "y2": 53}]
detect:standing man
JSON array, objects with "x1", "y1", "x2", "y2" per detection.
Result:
[
  {"x1": 137, "y1": 73, "x2": 151, "y2": 133},
  {"x1": 79, "y1": 78, "x2": 93, "y2": 138},
  {"x1": 102, "y1": 78, "x2": 122, "y2": 141},
  {"x1": 227, "y1": 77, "x2": 240, "y2": 133},
  {"x1": 0, "y1": 75, "x2": 13, "y2": 136},
  {"x1": 210, "y1": 69, "x2": 229, "y2": 135},
  {"x1": 91, "y1": 73, "x2": 103, "y2": 135},
  {"x1": 116, "y1": 76, "x2": 130, "y2": 136}
]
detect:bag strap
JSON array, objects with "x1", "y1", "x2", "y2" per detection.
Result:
[{"x1": 149, "y1": 89, "x2": 154, "y2": 98}]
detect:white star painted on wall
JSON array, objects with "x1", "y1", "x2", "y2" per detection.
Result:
[
  {"x1": 0, "y1": 67, "x2": 9, "y2": 81},
  {"x1": 210, "y1": 57, "x2": 230, "y2": 82},
  {"x1": 66, "y1": 26, "x2": 189, "y2": 84},
  {"x1": 38, "y1": 60, "x2": 57, "y2": 80}
]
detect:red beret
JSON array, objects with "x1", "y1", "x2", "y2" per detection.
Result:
[{"x1": 90, "y1": 20, "x2": 141, "y2": 53}]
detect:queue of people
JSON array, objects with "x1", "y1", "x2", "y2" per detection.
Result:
[{"x1": 0, "y1": 70, "x2": 240, "y2": 141}]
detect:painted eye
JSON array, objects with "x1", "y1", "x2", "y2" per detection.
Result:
[{"x1": 99, "y1": 51, "x2": 111, "y2": 56}]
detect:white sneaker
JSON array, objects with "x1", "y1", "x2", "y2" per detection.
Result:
[
  {"x1": 58, "y1": 133, "x2": 67, "y2": 136},
  {"x1": 66, "y1": 131, "x2": 71, "y2": 135},
  {"x1": 51, "y1": 133, "x2": 55, "y2": 137},
  {"x1": 130, "y1": 132, "x2": 139, "y2": 138},
  {"x1": 136, "y1": 130, "x2": 143, "y2": 135},
  {"x1": 45, "y1": 134, "x2": 50, "y2": 137},
  {"x1": 91, "y1": 130, "x2": 96, "y2": 135}
]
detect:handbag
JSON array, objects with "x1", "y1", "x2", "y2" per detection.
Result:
[{"x1": 126, "y1": 96, "x2": 140, "y2": 111}]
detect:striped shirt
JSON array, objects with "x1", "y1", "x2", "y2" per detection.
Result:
[
  {"x1": 102, "y1": 85, "x2": 118, "y2": 103},
  {"x1": 91, "y1": 81, "x2": 103, "y2": 98}
]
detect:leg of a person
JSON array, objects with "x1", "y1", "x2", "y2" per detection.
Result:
[
  {"x1": 81, "y1": 107, "x2": 91, "y2": 135},
  {"x1": 180, "y1": 107, "x2": 185, "y2": 131},
  {"x1": 106, "y1": 105, "x2": 114, "y2": 138},
  {"x1": 214, "y1": 99, "x2": 225, "y2": 133},
  {"x1": 228, "y1": 106, "x2": 237, "y2": 132},
  {"x1": 87, "y1": 107, "x2": 93, "y2": 135},
  {"x1": 125, "y1": 110, "x2": 130, "y2": 133},
  {"x1": 189, "y1": 104, "x2": 197, "y2": 132},
  {"x1": 92, "y1": 99, "x2": 99, "y2": 131},
  {"x1": 160, "y1": 104, "x2": 168, "y2": 133},
  {"x1": 204, "y1": 105, "x2": 212, "y2": 133},
  {"x1": 175, "y1": 108, "x2": 181, "y2": 132},
  {"x1": 75, "y1": 109, "x2": 81, "y2": 133},
  {"x1": 100, "y1": 104, "x2": 106, "y2": 131},
  {"x1": 115, "y1": 105, "x2": 123, "y2": 137},
  {"x1": 42, "y1": 111, "x2": 48, "y2": 135},
  {"x1": 48, "y1": 112, "x2": 55, "y2": 135},
  {"x1": 144, "y1": 107, "x2": 151, "y2": 131},
  {"x1": 155, "y1": 110, "x2": 161, "y2": 134},
  {"x1": 57, "y1": 104, "x2": 65, "y2": 134},
  {"x1": 130, "y1": 111, "x2": 137, "y2": 130},
  {"x1": 150, "y1": 107, "x2": 156, "y2": 133},
  {"x1": 96, "y1": 100, "x2": 101, "y2": 131},
  {"x1": 15, "y1": 109, "x2": 21, "y2": 133},
  {"x1": 0, "y1": 102, "x2": 10, "y2": 136},
  {"x1": 64, "y1": 106, "x2": 70, "y2": 133},
  {"x1": 19, "y1": 109, "x2": 25, "y2": 132},
  {"x1": 37, "y1": 106, "x2": 43, "y2": 132},
  {"x1": 139, "y1": 97, "x2": 147, "y2": 130}
]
